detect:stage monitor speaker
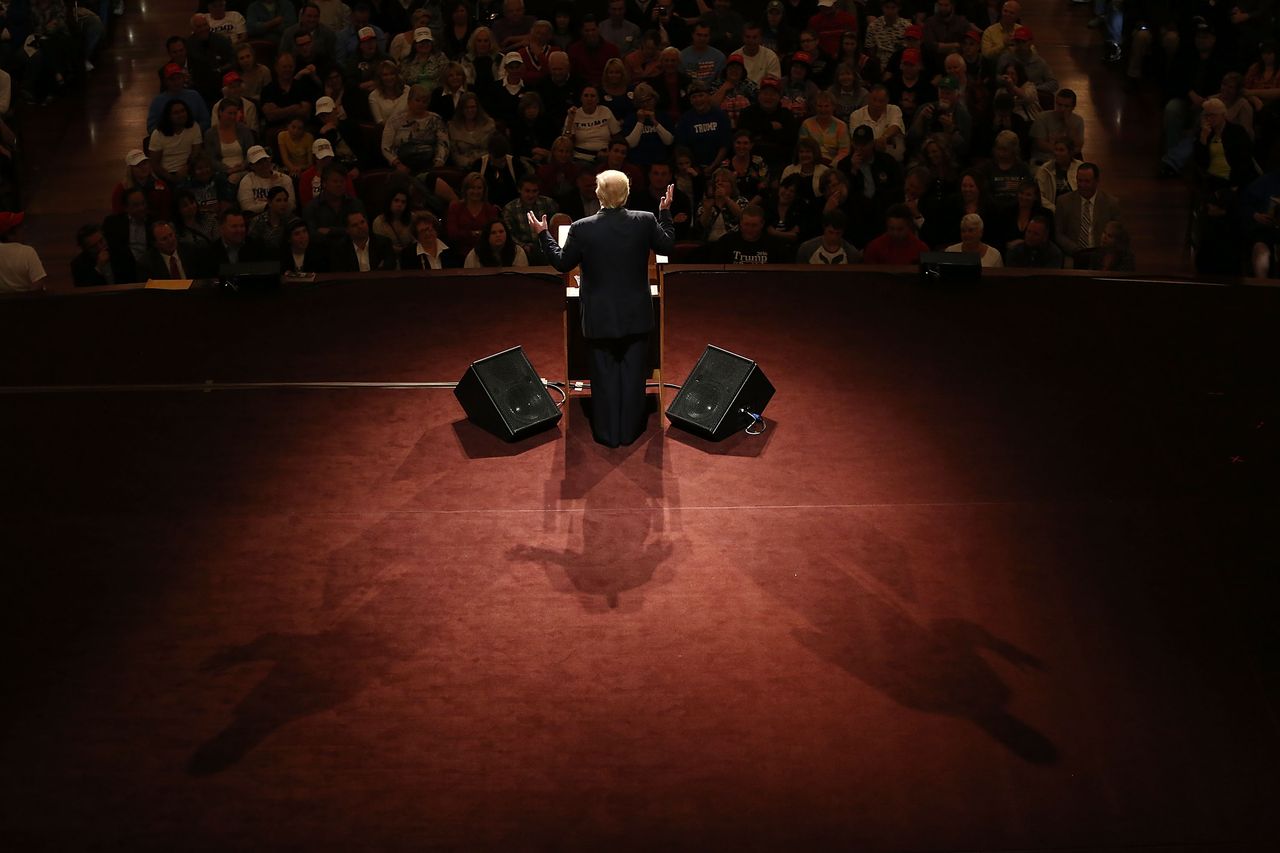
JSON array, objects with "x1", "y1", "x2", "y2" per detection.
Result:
[
  {"x1": 454, "y1": 346, "x2": 562, "y2": 441},
  {"x1": 218, "y1": 261, "x2": 282, "y2": 293},
  {"x1": 920, "y1": 251, "x2": 981, "y2": 282},
  {"x1": 666, "y1": 345, "x2": 775, "y2": 441}
]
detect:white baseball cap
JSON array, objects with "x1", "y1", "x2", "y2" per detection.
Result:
[
  {"x1": 314, "y1": 96, "x2": 336, "y2": 115},
  {"x1": 125, "y1": 148, "x2": 148, "y2": 166},
  {"x1": 312, "y1": 138, "x2": 335, "y2": 158},
  {"x1": 247, "y1": 145, "x2": 270, "y2": 164}
]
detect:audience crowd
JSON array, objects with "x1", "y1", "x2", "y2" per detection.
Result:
[{"x1": 0, "y1": 0, "x2": 1277, "y2": 291}]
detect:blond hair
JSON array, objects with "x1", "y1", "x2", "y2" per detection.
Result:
[{"x1": 595, "y1": 169, "x2": 631, "y2": 209}]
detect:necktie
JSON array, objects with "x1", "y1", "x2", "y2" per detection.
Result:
[
  {"x1": 169, "y1": 254, "x2": 180, "y2": 278},
  {"x1": 1079, "y1": 198, "x2": 1093, "y2": 249}
]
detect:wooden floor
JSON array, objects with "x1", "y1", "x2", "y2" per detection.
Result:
[{"x1": 17, "y1": 3, "x2": 1191, "y2": 290}]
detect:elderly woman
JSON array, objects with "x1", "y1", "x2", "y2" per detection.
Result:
[
  {"x1": 381, "y1": 84, "x2": 450, "y2": 174},
  {"x1": 447, "y1": 92, "x2": 496, "y2": 170},
  {"x1": 945, "y1": 212, "x2": 1004, "y2": 266},
  {"x1": 369, "y1": 60, "x2": 410, "y2": 123},
  {"x1": 463, "y1": 26, "x2": 503, "y2": 89},
  {"x1": 1194, "y1": 97, "x2": 1260, "y2": 190},
  {"x1": 205, "y1": 97, "x2": 256, "y2": 186},
  {"x1": 401, "y1": 211, "x2": 462, "y2": 269}
]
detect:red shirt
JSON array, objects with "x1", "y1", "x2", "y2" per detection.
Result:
[
  {"x1": 566, "y1": 39, "x2": 620, "y2": 89},
  {"x1": 807, "y1": 11, "x2": 859, "y2": 58},
  {"x1": 862, "y1": 232, "x2": 929, "y2": 265},
  {"x1": 445, "y1": 200, "x2": 501, "y2": 258}
]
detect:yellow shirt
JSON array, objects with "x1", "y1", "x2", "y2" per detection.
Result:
[
  {"x1": 276, "y1": 131, "x2": 315, "y2": 172},
  {"x1": 1207, "y1": 138, "x2": 1230, "y2": 180}
]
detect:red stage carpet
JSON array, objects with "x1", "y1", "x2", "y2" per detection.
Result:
[{"x1": 0, "y1": 270, "x2": 1277, "y2": 850}]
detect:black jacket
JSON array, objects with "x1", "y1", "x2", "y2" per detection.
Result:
[
  {"x1": 399, "y1": 243, "x2": 463, "y2": 270},
  {"x1": 330, "y1": 234, "x2": 398, "y2": 272},
  {"x1": 100, "y1": 213, "x2": 156, "y2": 284}
]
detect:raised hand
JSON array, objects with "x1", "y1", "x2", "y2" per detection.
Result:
[
  {"x1": 527, "y1": 210, "x2": 549, "y2": 235},
  {"x1": 659, "y1": 183, "x2": 674, "y2": 211}
]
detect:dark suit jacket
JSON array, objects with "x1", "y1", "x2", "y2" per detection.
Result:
[
  {"x1": 280, "y1": 245, "x2": 332, "y2": 274},
  {"x1": 100, "y1": 213, "x2": 156, "y2": 284},
  {"x1": 399, "y1": 243, "x2": 462, "y2": 270},
  {"x1": 330, "y1": 234, "x2": 398, "y2": 272},
  {"x1": 71, "y1": 251, "x2": 134, "y2": 287},
  {"x1": 539, "y1": 207, "x2": 675, "y2": 338},
  {"x1": 1054, "y1": 190, "x2": 1121, "y2": 257},
  {"x1": 1194, "y1": 121, "x2": 1260, "y2": 189},
  {"x1": 139, "y1": 246, "x2": 204, "y2": 281},
  {"x1": 203, "y1": 240, "x2": 266, "y2": 276}
]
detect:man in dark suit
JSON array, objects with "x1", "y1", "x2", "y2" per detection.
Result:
[
  {"x1": 140, "y1": 221, "x2": 203, "y2": 280},
  {"x1": 204, "y1": 209, "x2": 261, "y2": 274},
  {"x1": 1053, "y1": 162, "x2": 1121, "y2": 258},
  {"x1": 100, "y1": 188, "x2": 156, "y2": 284},
  {"x1": 533, "y1": 169, "x2": 675, "y2": 447},
  {"x1": 71, "y1": 224, "x2": 134, "y2": 286},
  {"x1": 330, "y1": 210, "x2": 398, "y2": 272}
]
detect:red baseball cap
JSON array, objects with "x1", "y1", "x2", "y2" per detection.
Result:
[
  {"x1": 0, "y1": 211, "x2": 25, "y2": 235},
  {"x1": 901, "y1": 47, "x2": 922, "y2": 66},
  {"x1": 791, "y1": 51, "x2": 812, "y2": 66},
  {"x1": 904, "y1": 23, "x2": 923, "y2": 39},
  {"x1": 1013, "y1": 25, "x2": 1033, "y2": 41},
  {"x1": 163, "y1": 62, "x2": 184, "y2": 78}
]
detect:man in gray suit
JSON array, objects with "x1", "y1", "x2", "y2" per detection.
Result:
[
  {"x1": 1054, "y1": 162, "x2": 1121, "y2": 260},
  {"x1": 531, "y1": 170, "x2": 676, "y2": 447}
]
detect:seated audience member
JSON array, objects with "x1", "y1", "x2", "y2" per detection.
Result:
[
  {"x1": 828, "y1": 62, "x2": 869, "y2": 123},
  {"x1": 232, "y1": 42, "x2": 273, "y2": 100},
  {"x1": 1212, "y1": 72, "x2": 1254, "y2": 141},
  {"x1": 189, "y1": 12, "x2": 237, "y2": 75},
  {"x1": 331, "y1": 209, "x2": 397, "y2": 271},
  {"x1": 849, "y1": 84, "x2": 906, "y2": 163},
  {"x1": 779, "y1": 137, "x2": 829, "y2": 203},
  {"x1": 502, "y1": 176, "x2": 559, "y2": 262},
  {"x1": 369, "y1": 60, "x2": 410, "y2": 123},
  {"x1": 402, "y1": 27, "x2": 450, "y2": 93},
  {"x1": 237, "y1": 146, "x2": 297, "y2": 215},
  {"x1": 944, "y1": 212, "x2": 1004, "y2": 266},
  {"x1": 677, "y1": 80, "x2": 733, "y2": 177},
  {"x1": 630, "y1": 161, "x2": 694, "y2": 239},
  {"x1": 923, "y1": 1, "x2": 967, "y2": 69},
  {"x1": 1034, "y1": 139, "x2": 1080, "y2": 211},
  {"x1": 795, "y1": 210, "x2": 861, "y2": 264},
  {"x1": 908, "y1": 74, "x2": 972, "y2": 161},
  {"x1": 564, "y1": 85, "x2": 622, "y2": 163},
  {"x1": 862, "y1": 203, "x2": 929, "y2": 264},
  {"x1": 624, "y1": 29, "x2": 663, "y2": 82},
  {"x1": 448, "y1": 92, "x2": 497, "y2": 170},
  {"x1": 994, "y1": 59, "x2": 1039, "y2": 125},
  {"x1": 205, "y1": 98, "x2": 256, "y2": 187},
  {"x1": 845, "y1": 124, "x2": 904, "y2": 244},
  {"x1": 401, "y1": 211, "x2": 462, "y2": 269},
  {"x1": 681, "y1": 21, "x2": 726, "y2": 84},
  {"x1": 305, "y1": 165, "x2": 366, "y2": 244},
  {"x1": 1053, "y1": 163, "x2": 1120, "y2": 258},
  {"x1": 149, "y1": 100, "x2": 205, "y2": 187},
  {"x1": 487, "y1": 52, "x2": 531, "y2": 127},
  {"x1": 710, "y1": 53, "x2": 758, "y2": 127},
  {"x1": 1194, "y1": 97, "x2": 1260, "y2": 191},
  {"x1": 446, "y1": 171, "x2": 502, "y2": 258},
  {"x1": 464, "y1": 220, "x2": 530, "y2": 267},
  {"x1": 622, "y1": 83, "x2": 677, "y2": 167},
  {"x1": 695, "y1": 168, "x2": 749, "y2": 242},
  {"x1": 653, "y1": 47, "x2": 693, "y2": 125},
  {"x1": 261, "y1": 52, "x2": 321, "y2": 130},
  {"x1": 712, "y1": 204, "x2": 788, "y2": 263},
  {"x1": 996, "y1": 25, "x2": 1057, "y2": 101},
  {"x1": 601, "y1": 1, "x2": 642, "y2": 55},
  {"x1": 719, "y1": 132, "x2": 769, "y2": 207},
  {"x1": 299, "y1": 139, "x2": 357, "y2": 208},
  {"x1": 780, "y1": 49, "x2": 820, "y2": 118},
  {"x1": 902, "y1": 166, "x2": 944, "y2": 248},
  {"x1": 981, "y1": 0, "x2": 1020, "y2": 60},
  {"x1": 1000, "y1": 179, "x2": 1047, "y2": 251},
  {"x1": 277, "y1": 117, "x2": 316, "y2": 179},
  {"x1": 866, "y1": 0, "x2": 909, "y2": 69},
  {"x1": 1241, "y1": 169, "x2": 1280, "y2": 277},
  {"x1": 148, "y1": 61, "x2": 213, "y2": 134},
  {"x1": 249, "y1": 1, "x2": 300, "y2": 42},
  {"x1": 936, "y1": 169, "x2": 993, "y2": 248},
  {"x1": 561, "y1": 168, "x2": 604, "y2": 220},
  {"x1": 764, "y1": 174, "x2": 812, "y2": 246},
  {"x1": 478, "y1": 134, "x2": 523, "y2": 206},
  {"x1": 799, "y1": 90, "x2": 850, "y2": 170},
  {"x1": 112, "y1": 150, "x2": 173, "y2": 219},
  {"x1": 981, "y1": 129, "x2": 1032, "y2": 213},
  {"x1": 207, "y1": 208, "x2": 260, "y2": 269},
  {"x1": 598, "y1": 137, "x2": 643, "y2": 189},
  {"x1": 174, "y1": 189, "x2": 217, "y2": 252},
  {"x1": 599, "y1": 58, "x2": 634, "y2": 123},
  {"x1": 372, "y1": 188, "x2": 415, "y2": 255},
  {"x1": 102, "y1": 188, "x2": 155, "y2": 282},
  {"x1": 516, "y1": 20, "x2": 555, "y2": 87},
  {"x1": 184, "y1": 154, "x2": 236, "y2": 224},
  {"x1": 509, "y1": 91, "x2": 556, "y2": 167},
  {"x1": 1074, "y1": 220, "x2": 1136, "y2": 271},
  {"x1": 568, "y1": 14, "x2": 620, "y2": 88},
  {"x1": 977, "y1": 89, "x2": 1031, "y2": 162},
  {"x1": 1005, "y1": 212, "x2": 1064, "y2": 268},
  {"x1": 281, "y1": 217, "x2": 330, "y2": 274},
  {"x1": 0, "y1": 213, "x2": 47, "y2": 293},
  {"x1": 207, "y1": 2, "x2": 248, "y2": 46},
  {"x1": 248, "y1": 186, "x2": 295, "y2": 255},
  {"x1": 736, "y1": 74, "x2": 798, "y2": 172},
  {"x1": 71, "y1": 225, "x2": 132, "y2": 287},
  {"x1": 141, "y1": 220, "x2": 201, "y2": 280},
  {"x1": 381, "y1": 84, "x2": 450, "y2": 173},
  {"x1": 1030, "y1": 88, "x2": 1084, "y2": 166},
  {"x1": 537, "y1": 136, "x2": 581, "y2": 204}
]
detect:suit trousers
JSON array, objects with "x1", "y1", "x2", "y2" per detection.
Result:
[{"x1": 588, "y1": 333, "x2": 650, "y2": 447}]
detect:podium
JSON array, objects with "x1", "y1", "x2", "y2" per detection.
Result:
[{"x1": 563, "y1": 251, "x2": 666, "y2": 407}]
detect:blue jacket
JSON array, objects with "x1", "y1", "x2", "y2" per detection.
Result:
[{"x1": 540, "y1": 207, "x2": 674, "y2": 339}]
